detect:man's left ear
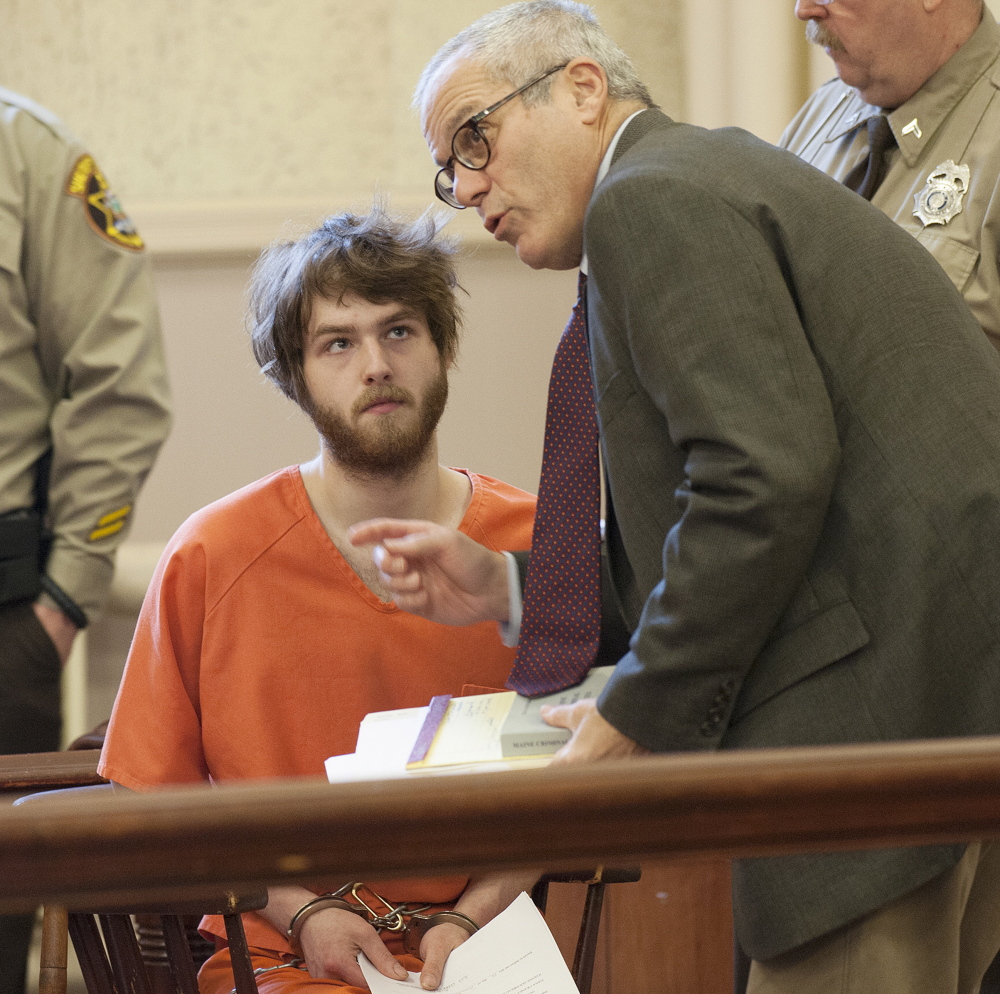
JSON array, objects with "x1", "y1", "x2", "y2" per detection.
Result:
[{"x1": 564, "y1": 58, "x2": 608, "y2": 124}]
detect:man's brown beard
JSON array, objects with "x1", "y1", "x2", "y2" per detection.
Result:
[
  {"x1": 806, "y1": 18, "x2": 846, "y2": 53},
  {"x1": 306, "y1": 366, "x2": 449, "y2": 478}
]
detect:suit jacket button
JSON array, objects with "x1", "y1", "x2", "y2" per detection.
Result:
[
  {"x1": 713, "y1": 685, "x2": 734, "y2": 706},
  {"x1": 700, "y1": 720, "x2": 716, "y2": 737}
]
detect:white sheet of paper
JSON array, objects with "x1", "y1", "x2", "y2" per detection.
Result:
[
  {"x1": 324, "y1": 706, "x2": 427, "y2": 783},
  {"x1": 357, "y1": 891, "x2": 579, "y2": 994}
]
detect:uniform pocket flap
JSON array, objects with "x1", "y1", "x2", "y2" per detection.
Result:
[
  {"x1": 916, "y1": 230, "x2": 979, "y2": 295},
  {"x1": 731, "y1": 600, "x2": 870, "y2": 721}
]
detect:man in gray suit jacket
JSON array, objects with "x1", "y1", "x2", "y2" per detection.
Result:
[{"x1": 352, "y1": 2, "x2": 1000, "y2": 990}]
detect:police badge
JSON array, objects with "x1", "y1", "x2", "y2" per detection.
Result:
[{"x1": 913, "y1": 160, "x2": 971, "y2": 227}]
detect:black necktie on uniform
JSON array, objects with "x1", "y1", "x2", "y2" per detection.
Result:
[
  {"x1": 844, "y1": 115, "x2": 897, "y2": 201},
  {"x1": 506, "y1": 272, "x2": 602, "y2": 698}
]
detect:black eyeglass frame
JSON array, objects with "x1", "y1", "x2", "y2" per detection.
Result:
[{"x1": 433, "y1": 63, "x2": 569, "y2": 209}]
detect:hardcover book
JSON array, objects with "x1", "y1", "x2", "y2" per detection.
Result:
[{"x1": 406, "y1": 666, "x2": 615, "y2": 770}]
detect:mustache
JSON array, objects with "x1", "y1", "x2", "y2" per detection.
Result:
[
  {"x1": 805, "y1": 19, "x2": 846, "y2": 53},
  {"x1": 352, "y1": 384, "x2": 414, "y2": 417}
]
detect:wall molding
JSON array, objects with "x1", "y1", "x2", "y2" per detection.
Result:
[{"x1": 130, "y1": 197, "x2": 505, "y2": 260}]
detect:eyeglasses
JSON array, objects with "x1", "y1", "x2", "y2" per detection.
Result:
[{"x1": 433, "y1": 64, "x2": 568, "y2": 209}]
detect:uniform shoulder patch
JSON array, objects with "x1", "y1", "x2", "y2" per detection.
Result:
[{"x1": 65, "y1": 154, "x2": 144, "y2": 252}]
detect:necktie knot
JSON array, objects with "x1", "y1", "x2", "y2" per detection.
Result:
[{"x1": 845, "y1": 114, "x2": 897, "y2": 201}]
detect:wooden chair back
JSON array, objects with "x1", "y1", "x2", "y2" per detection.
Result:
[{"x1": 533, "y1": 868, "x2": 641, "y2": 994}]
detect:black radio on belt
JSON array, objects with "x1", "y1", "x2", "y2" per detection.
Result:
[
  {"x1": 0, "y1": 450, "x2": 88, "y2": 626},
  {"x1": 0, "y1": 508, "x2": 45, "y2": 607}
]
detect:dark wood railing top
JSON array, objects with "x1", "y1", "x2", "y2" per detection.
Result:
[
  {"x1": 2, "y1": 736, "x2": 1000, "y2": 913},
  {"x1": 0, "y1": 750, "x2": 104, "y2": 794}
]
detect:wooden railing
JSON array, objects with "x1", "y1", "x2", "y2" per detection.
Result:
[
  {"x1": 3, "y1": 735, "x2": 1000, "y2": 914},
  {"x1": 0, "y1": 750, "x2": 105, "y2": 795}
]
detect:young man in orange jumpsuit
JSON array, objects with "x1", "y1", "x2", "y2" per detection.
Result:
[{"x1": 99, "y1": 206, "x2": 537, "y2": 993}]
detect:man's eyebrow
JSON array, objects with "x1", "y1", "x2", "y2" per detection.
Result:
[
  {"x1": 308, "y1": 320, "x2": 355, "y2": 340},
  {"x1": 431, "y1": 106, "x2": 477, "y2": 167},
  {"x1": 446, "y1": 105, "x2": 478, "y2": 134},
  {"x1": 382, "y1": 307, "x2": 423, "y2": 325},
  {"x1": 308, "y1": 308, "x2": 421, "y2": 339}
]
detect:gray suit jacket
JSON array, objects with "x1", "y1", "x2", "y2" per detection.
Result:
[{"x1": 586, "y1": 109, "x2": 1000, "y2": 959}]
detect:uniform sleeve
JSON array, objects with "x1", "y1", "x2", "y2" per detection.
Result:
[
  {"x1": 12, "y1": 106, "x2": 171, "y2": 620},
  {"x1": 98, "y1": 533, "x2": 210, "y2": 790}
]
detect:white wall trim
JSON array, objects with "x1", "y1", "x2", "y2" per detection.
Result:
[{"x1": 130, "y1": 198, "x2": 505, "y2": 259}]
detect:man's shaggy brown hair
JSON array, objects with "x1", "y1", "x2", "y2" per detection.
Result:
[{"x1": 248, "y1": 204, "x2": 462, "y2": 407}]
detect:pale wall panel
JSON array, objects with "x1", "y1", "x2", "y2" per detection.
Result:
[
  {"x1": 730, "y1": 0, "x2": 805, "y2": 144},
  {"x1": 0, "y1": 0, "x2": 683, "y2": 213},
  {"x1": 588, "y1": 0, "x2": 684, "y2": 116},
  {"x1": 683, "y1": 0, "x2": 816, "y2": 143},
  {"x1": 0, "y1": 0, "x2": 389, "y2": 202}
]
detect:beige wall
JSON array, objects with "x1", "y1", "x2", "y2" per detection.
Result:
[
  {"x1": 4, "y1": 0, "x2": 996, "y2": 206},
  {"x1": 684, "y1": 0, "x2": 811, "y2": 142},
  {"x1": 0, "y1": 0, "x2": 683, "y2": 210}
]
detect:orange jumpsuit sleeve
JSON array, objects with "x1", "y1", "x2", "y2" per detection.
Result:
[{"x1": 99, "y1": 529, "x2": 212, "y2": 789}]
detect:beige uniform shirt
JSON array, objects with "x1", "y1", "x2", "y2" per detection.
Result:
[
  {"x1": 780, "y1": 10, "x2": 1000, "y2": 350},
  {"x1": 0, "y1": 88, "x2": 171, "y2": 620}
]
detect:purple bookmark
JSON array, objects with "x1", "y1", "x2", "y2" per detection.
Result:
[{"x1": 407, "y1": 694, "x2": 453, "y2": 765}]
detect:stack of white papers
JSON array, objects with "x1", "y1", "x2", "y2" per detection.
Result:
[
  {"x1": 358, "y1": 891, "x2": 579, "y2": 994},
  {"x1": 324, "y1": 706, "x2": 549, "y2": 784},
  {"x1": 324, "y1": 706, "x2": 430, "y2": 783}
]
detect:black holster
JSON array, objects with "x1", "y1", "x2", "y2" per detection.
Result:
[{"x1": 0, "y1": 509, "x2": 45, "y2": 607}]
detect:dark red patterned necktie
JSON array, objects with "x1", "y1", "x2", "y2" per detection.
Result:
[{"x1": 507, "y1": 273, "x2": 601, "y2": 697}]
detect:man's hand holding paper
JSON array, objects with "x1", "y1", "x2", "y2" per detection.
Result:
[
  {"x1": 417, "y1": 871, "x2": 540, "y2": 990},
  {"x1": 360, "y1": 892, "x2": 579, "y2": 994}
]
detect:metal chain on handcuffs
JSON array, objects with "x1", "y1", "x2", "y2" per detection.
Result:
[{"x1": 232, "y1": 881, "x2": 479, "y2": 990}]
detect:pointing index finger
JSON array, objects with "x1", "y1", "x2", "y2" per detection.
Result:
[{"x1": 347, "y1": 518, "x2": 432, "y2": 547}]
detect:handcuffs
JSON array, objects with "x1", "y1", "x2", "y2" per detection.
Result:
[
  {"x1": 286, "y1": 881, "x2": 479, "y2": 959},
  {"x1": 231, "y1": 883, "x2": 481, "y2": 992}
]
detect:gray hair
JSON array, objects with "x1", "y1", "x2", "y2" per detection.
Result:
[{"x1": 414, "y1": 1, "x2": 655, "y2": 113}]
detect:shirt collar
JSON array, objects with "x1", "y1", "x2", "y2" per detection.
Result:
[
  {"x1": 581, "y1": 109, "x2": 646, "y2": 275},
  {"x1": 823, "y1": 8, "x2": 1000, "y2": 168}
]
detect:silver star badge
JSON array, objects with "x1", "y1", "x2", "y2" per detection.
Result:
[{"x1": 913, "y1": 160, "x2": 971, "y2": 226}]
